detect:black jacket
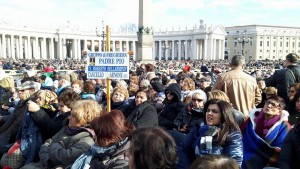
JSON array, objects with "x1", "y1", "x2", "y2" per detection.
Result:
[
  {"x1": 159, "y1": 83, "x2": 186, "y2": 130},
  {"x1": 265, "y1": 65, "x2": 300, "y2": 102},
  {"x1": 126, "y1": 101, "x2": 158, "y2": 129},
  {"x1": 279, "y1": 122, "x2": 300, "y2": 169}
]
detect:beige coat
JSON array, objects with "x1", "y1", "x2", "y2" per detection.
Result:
[{"x1": 213, "y1": 69, "x2": 261, "y2": 117}]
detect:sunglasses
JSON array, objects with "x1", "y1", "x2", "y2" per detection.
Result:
[
  {"x1": 166, "y1": 91, "x2": 175, "y2": 96},
  {"x1": 192, "y1": 98, "x2": 203, "y2": 102}
]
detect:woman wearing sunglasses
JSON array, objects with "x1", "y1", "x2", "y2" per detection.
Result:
[
  {"x1": 177, "y1": 99, "x2": 243, "y2": 169},
  {"x1": 158, "y1": 83, "x2": 186, "y2": 131},
  {"x1": 241, "y1": 96, "x2": 291, "y2": 169}
]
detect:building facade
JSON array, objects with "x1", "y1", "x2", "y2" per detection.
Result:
[
  {"x1": 0, "y1": 21, "x2": 226, "y2": 61},
  {"x1": 225, "y1": 25, "x2": 300, "y2": 60}
]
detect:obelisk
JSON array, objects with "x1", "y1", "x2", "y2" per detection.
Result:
[{"x1": 137, "y1": 0, "x2": 153, "y2": 62}]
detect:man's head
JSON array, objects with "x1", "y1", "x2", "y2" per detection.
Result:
[
  {"x1": 16, "y1": 81, "x2": 39, "y2": 101},
  {"x1": 284, "y1": 53, "x2": 298, "y2": 67},
  {"x1": 230, "y1": 55, "x2": 245, "y2": 69},
  {"x1": 199, "y1": 77, "x2": 211, "y2": 90}
]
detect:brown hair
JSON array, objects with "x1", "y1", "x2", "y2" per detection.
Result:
[
  {"x1": 91, "y1": 110, "x2": 134, "y2": 147},
  {"x1": 145, "y1": 63, "x2": 154, "y2": 72},
  {"x1": 208, "y1": 90, "x2": 231, "y2": 103},
  {"x1": 183, "y1": 78, "x2": 195, "y2": 90},
  {"x1": 82, "y1": 81, "x2": 95, "y2": 94},
  {"x1": 190, "y1": 154, "x2": 239, "y2": 169},
  {"x1": 58, "y1": 89, "x2": 81, "y2": 109},
  {"x1": 71, "y1": 80, "x2": 83, "y2": 88},
  {"x1": 203, "y1": 99, "x2": 240, "y2": 146}
]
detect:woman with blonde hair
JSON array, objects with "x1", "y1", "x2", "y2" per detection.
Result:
[
  {"x1": 72, "y1": 110, "x2": 135, "y2": 169},
  {"x1": 21, "y1": 100, "x2": 103, "y2": 169},
  {"x1": 181, "y1": 78, "x2": 195, "y2": 102}
]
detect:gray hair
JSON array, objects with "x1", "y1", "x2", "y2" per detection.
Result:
[{"x1": 230, "y1": 55, "x2": 245, "y2": 67}]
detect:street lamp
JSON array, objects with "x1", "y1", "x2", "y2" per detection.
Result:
[
  {"x1": 96, "y1": 20, "x2": 106, "y2": 52},
  {"x1": 238, "y1": 36, "x2": 250, "y2": 56},
  {"x1": 162, "y1": 45, "x2": 170, "y2": 60}
]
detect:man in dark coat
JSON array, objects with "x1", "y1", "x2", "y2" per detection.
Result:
[
  {"x1": 0, "y1": 81, "x2": 39, "y2": 156},
  {"x1": 265, "y1": 53, "x2": 300, "y2": 102}
]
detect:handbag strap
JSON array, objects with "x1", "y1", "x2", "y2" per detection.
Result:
[{"x1": 288, "y1": 68, "x2": 297, "y2": 82}]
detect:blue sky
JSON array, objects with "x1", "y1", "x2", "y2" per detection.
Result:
[{"x1": 0, "y1": 0, "x2": 299, "y2": 31}]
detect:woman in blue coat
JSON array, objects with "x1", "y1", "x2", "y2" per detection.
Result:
[{"x1": 177, "y1": 99, "x2": 243, "y2": 169}]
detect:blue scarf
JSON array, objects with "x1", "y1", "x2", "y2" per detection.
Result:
[{"x1": 71, "y1": 137, "x2": 129, "y2": 169}]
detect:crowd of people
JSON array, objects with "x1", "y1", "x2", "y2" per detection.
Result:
[{"x1": 0, "y1": 53, "x2": 299, "y2": 169}]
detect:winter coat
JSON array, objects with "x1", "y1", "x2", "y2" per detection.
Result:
[
  {"x1": 265, "y1": 65, "x2": 300, "y2": 102},
  {"x1": 176, "y1": 121, "x2": 243, "y2": 168},
  {"x1": 159, "y1": 83, "x2": 186, "y2": 130},
  {"x1": 30, "y1": 108, "x2": 70, "y2": 141},
  {"x1": 22, "y1": 126, "x2": 95, "y2": 169},
  {"x1": 279, "y1": 122, "x2": 300, "y2": 169},
  {"x1": 241, "y1": 108, "x2": 291, "y2": 169},
  {"x1": 126, "y1": 101, "x2": 158, "y2": 129}
]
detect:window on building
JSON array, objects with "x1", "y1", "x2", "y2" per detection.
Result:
[
  {"x1": 273, "y1": 50, "x2": 275, "y2": 53},
  {"x1": 267, "y1": 37, "x2": 270, "y2": 39},
  {"x1": 250, "y1": 41, "x2": 253, "y2": 47},
  {"x1": 286, "y1": 50, "x2": 288, "y2": 53},
  {"x1": 260, "y1": 50, "x2": 262, "y2": 53},
  {"x1": 260, "y1": 37, "x2": 263, "y2": 39},
  {"x1": 280, "y1": 41, "x2": 283, "y2": 47},
  {"x1": 286, "y1": 42, "x2": 289, "y2": 47},
  {"x1": 280, "y1": 50, "x2": 282, "y2": 53},
  {"x1": 273, "y1": 41, "x2": 276, "y2": 47},
  {"x1": 287, "y1": 37, "x2": 289, "y2": 40},
  {"x1": 273, "y1": 56, "x2": 275, "y2": 59},
  {"x1": 260, "y1": 56, "x2": 262, "y2": 59},
  {"x1": 267, "y1": 41, "x2": 270, "y2": 47},
  {"x1": 234, "y1": 42, "x2": 237, "y2": 47},
  {"x1": 260, "y1": 41, "x2": 263, "y2": 46},
  {"x1": 225, "y1": 42, "x2": 227, "y2": 47},
  {"x1": 292, "y1": 42, "x2": 295, "y2": 48},
  {"x1": 267, "y1": 50, "x2": 269, "y2": 53}
]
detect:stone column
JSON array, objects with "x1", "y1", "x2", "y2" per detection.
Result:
[
  {"x1": 7, "y1": 37, "x2": 11, "y2": 58},
  {"x1": 28, "y1": 37, "x2": 32, "y2": 59},
  {"x1": 50, "y1": 38, "x2": 54, "y2": 59},
  {"x1": 1, "y1": 34, "x2": 6, "y2": 58},
  {"x1": 172, "y1": 40, "x2": 175, "y2": 60},
  {"x1": 126, "y1": 41, "x2": 129, "y2": 52},
  {"x1": 10, "y1": 35, "x2": 15, "y2": 59},
  {"x1": 185, "y1": 40, "x2": 188, "y2": 60},
  {"x1": 178, "y1": 40, "x2": 182, "y2": 60},
  {"x1": 74, "y1": 39, "x2": 78, "y2": 60},
  {"x1": 91, "y1": 39, "x2": 95, "y2": 52},
  {"x1": 158, "y1": 41, "x2": 162, "y2": 60},
  {"x1": 77, "y1": 39, "x2": 82, "y2": 60},
  {"x1": 19, "y1": 36, "x2": 23, "y2": 59},
  {"x1": 204, "y1": 38, "x2": 207, "y2": 60}
]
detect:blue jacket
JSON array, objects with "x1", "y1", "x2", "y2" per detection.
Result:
[{"x1": 177, "y1": 121, "x2": 243, "y2": 169}]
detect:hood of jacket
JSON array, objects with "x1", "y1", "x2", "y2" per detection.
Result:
[{"x1": 165, "y1": 83, "x2": 181, "y2": 101}]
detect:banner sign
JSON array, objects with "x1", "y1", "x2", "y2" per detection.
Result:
[{"x1": 87, "y1": 52, "x2": 129, "y2": 79}]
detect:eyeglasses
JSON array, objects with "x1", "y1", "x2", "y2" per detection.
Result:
[
  {"x1": 192, "y1": 98, "x2": 203, "y2": 102},
  {"x1": 265, "y1": 100, "x2": 280, "y2": 107}
]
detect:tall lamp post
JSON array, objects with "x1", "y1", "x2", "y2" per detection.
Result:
[
  {"x1": 238, "y1": 36, "x2": 250, "y2": 56},
  {"x1": 162, "y1": 45, "x2": 170, "y2": 60},
  {"x1": 96, "y1": 20, "x2": 106, "y2": 52}
]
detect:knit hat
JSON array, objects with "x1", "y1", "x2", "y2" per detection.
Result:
[
  {"x1": 0, "y1": 77, "x2": 14, "y2": 90},
  {"x1": 183, "y1": 65, "x2": 191, "y2": 72},
  {"x1": 150, "y1": 82, "x2": 165, "y2": 93}
]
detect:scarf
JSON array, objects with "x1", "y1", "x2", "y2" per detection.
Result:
[
  {"x1": 56, "y1": 83, "x2": 70, "y2": 95},
  {"x1": 65, "y1": 126, "x2": 95, "y2": 139},
  {"x1": 195, "y1": 124, "x2": 218, "y2": 155},
  {"x1": 254, "y1": 110, "x2": 281, "y2": 139},
  {"x1": 71, "y1": 137, "x2": 129, "y2": 169}
]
